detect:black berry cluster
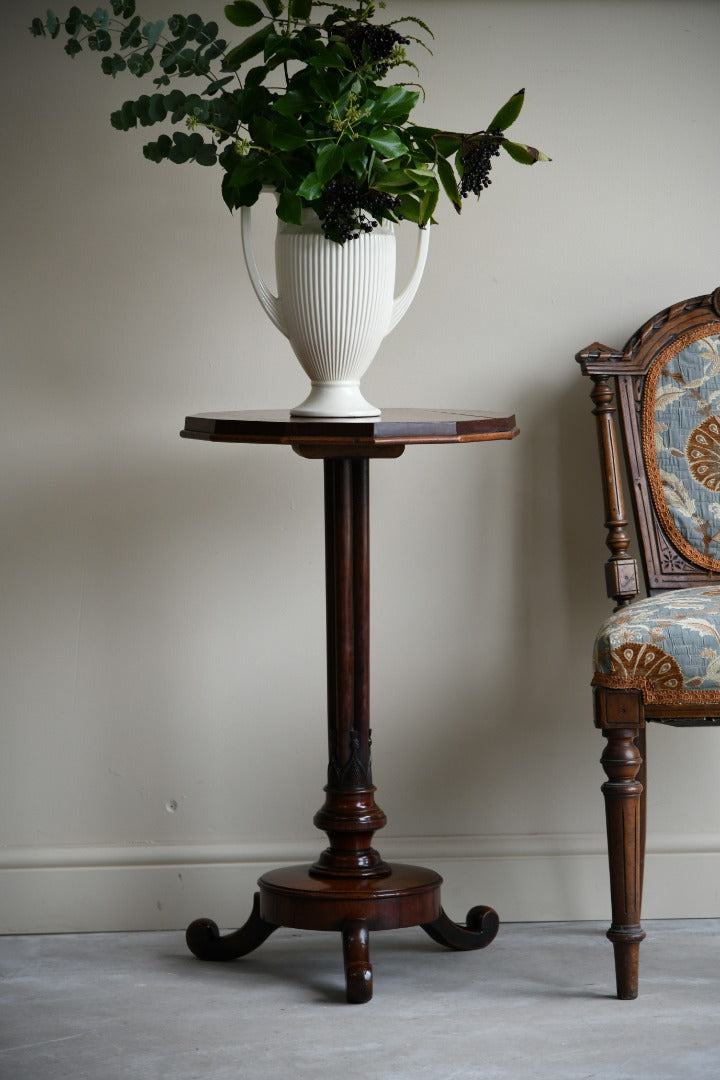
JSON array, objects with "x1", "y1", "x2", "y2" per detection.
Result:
[
  {"x1": 319, "y1": 176, "x2": 403, "y2": 243},
  {"x1": 363, "y1": 188, "x2": 403, "y2": 222},
  {"x1": 345, "y1": 22, "x2": 410, "y2": 75},
  {"x1": 459, "y1": 131, "x2": 503, "y2": 198}
]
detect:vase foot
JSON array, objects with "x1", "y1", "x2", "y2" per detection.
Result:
[{"x1": 291, "y1": 382, "x2": 381, "y2": 419}]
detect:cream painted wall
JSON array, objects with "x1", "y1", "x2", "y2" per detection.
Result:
[{"x1": 2, "y1": 0, "x2": 720, "y2": 933}]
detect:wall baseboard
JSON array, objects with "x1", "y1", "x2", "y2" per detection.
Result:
[{"x1": 3, "y1": 833, "x2": 720, "y2": 933}]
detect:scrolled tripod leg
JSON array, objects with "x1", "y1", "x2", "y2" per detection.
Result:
[
  {"x1": 342, "y1": 920, "x2": 373, "y2": 1003},
  {"x1": 186, "y1": 893, "x2": 278, "y2": 962},
  {"x1": 421, "y1": 905, "x2": 499, "y2": 951}
]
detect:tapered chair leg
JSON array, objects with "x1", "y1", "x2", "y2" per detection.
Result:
[{"x1": 600, "y1": 725, "x2": 646, "y2": 999}]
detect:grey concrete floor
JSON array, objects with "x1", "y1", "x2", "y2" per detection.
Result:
[{"x1": 1, "y1": 920, "x2": 718, "y2": 1080}]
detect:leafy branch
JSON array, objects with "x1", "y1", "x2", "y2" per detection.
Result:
[{"x1": 30, "y1": 1, "x2": 550, "y2": 242}]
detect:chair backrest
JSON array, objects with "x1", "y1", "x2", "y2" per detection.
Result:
[{"x1": 577, "y1": 288, "x2": 720, "y2": 607}]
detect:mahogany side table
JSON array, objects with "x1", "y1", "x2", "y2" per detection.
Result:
[{"x1": 180, "y1": 408, "x2": 518, "y2": 1003}]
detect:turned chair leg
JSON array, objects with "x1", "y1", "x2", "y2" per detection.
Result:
[{"x1": 600, "y1": 725, "x2": 646, "y2": 999}]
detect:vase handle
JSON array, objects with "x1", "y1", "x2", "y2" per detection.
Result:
[
  {"x1": 241, "y1": 204, "x2": 285, "y2": 335},
  {"x1": 389, "y1": 225, "x2": 430, "y2": 333}
]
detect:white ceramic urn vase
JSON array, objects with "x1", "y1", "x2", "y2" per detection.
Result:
[{"x1": 241, "y1": 199, "x2": 430, "y2": 417}]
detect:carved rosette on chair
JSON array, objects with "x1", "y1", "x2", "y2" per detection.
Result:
[
  {"x1": 241, "y1": 198, "x2": 430, "y2": 418},
  {"x1": 577, "y1": 286, "x2": 720, "y2": 1000}
]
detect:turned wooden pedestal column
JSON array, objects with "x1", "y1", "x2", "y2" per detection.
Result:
[{"x1": 180, "y1": 409, "x2": 517, "y2": 1003}]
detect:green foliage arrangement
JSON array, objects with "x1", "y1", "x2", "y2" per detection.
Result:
[{"x1": 31, "y1": 0, "x2": 549, "y2": 243}]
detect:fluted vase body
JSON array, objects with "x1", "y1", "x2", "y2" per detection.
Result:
[
  {"x1": 276, "y1": 213, "x2": 395, "y2": 417},
  {"x1": 241, "y1": 201, "x2": 429, "y2": 418}
]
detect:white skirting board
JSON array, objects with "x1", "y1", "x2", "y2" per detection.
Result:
[{"x1": 2, "y1": 833, "x2": 720, "y2": 934}]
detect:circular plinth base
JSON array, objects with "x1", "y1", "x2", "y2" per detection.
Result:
[{"x1": 259, "y1": 862, "x2": 442, "y2": 932}]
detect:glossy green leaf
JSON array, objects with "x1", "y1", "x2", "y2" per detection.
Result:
[
  {"x1": 224, "y1": 2, "x2": 264, "y2": 27},
  {"x1": 342, "y1": 138, "x2": 369, "y2": 169},
  {"x1": 273, "y1": 89, "x2": 310, "y2": 115},
  {"x1": 222, "y1": 24, "x2": 271, "y2": 68},
  {"x1": 263, "y1": 0, "x2": 284, "y2": 16},
  {"x1": 270, "y1": 115, "x2": 308, "y2": 151},
  {"x1": 437, "y1": 156, "x2": 461, "y2": 212},
  {"x1": 431, "y1": 134, "x2": 461, "y2": 158},
  {"x1": 315, "y1": 142, "x2": 344, "y2": 183},
  {"x1": 244, "y1": 63, "x2": 269, "y2": 87},
  {"x1": 307, "y1": 45, "x2": 348, "y2": 70},
  {"x1": 289, "y1": 0, "x2": 312, "y2": 18},
  {"x1": 418, "y1": 177, "x2": 439, "y2": 224},
  {"x1": 206, "y1": 75, "x2": 235, "y2": 95},
  {"x1": 223, "y1": 152, "x2": 265, "y2": 188},
  {"x1": 367, "y1": 127, "x2": 406, "y2": 159},
  {"x1": 373, "y1": 168, "x2": 414, "y2": 191},
  {"x1": 296, "y1": 170, "x2": 323, "y2": 200},
  {"x1": 231, "y1": 85, "x2": 272, "y2": 122},
  {"x1": 397, "y1": 193, "x2": 423, "y2": 224},
  {"x1": 373, "y1": 86, "x2": 419, "y2": 122},
  {"x1": 221, "y1": 171, "x2": 264, "y2": 211},
  {"x1": 249, "y1": 114, "x2": 274, "y2": 145},
  {"x1": 487, "y1": 89, "x2": 524, "y2": 133},
  {"x1": 500, "y1": 138, "x2": 550, "y2": 164},
  {"x1": 260, "y1": 153, "x2": 292, "y2": 185},
  {"x1": 277, "y1": 189, "x2": 303, "y2": 224},
  {"x1": 404, "y1": 166, "x2": 436, "y2": 188},
  {"x1": 306, "y1": 69, "x2": 336, "y2": 103},
  {"x1": 262, "y1": 28, "x2": 286, "y2": 62}
]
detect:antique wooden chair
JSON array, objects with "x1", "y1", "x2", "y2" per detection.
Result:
[{"x1": 577, "y1": 287, "x2": 720, "y2": 999}]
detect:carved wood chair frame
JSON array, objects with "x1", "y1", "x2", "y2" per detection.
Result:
[{"x1": 577, "y1": 287, "x2": 720, "y2": 999}]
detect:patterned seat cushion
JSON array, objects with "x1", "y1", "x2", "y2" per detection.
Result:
[{"x1": 593, "y1": 585, "x2": 720, "y2": 704}]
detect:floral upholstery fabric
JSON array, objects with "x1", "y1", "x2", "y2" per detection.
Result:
[
  {"x1": 593, "y1": 585, "x2": 720, "y2": 704},
  {"x1": 644, "y1": 328, "x2": 720, "y2": 570}
]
